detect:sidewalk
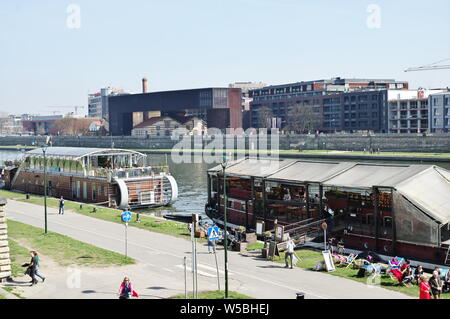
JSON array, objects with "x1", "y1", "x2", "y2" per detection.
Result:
[{"x1": 5, "y1": 199, "x2": 412, "y2": 299}]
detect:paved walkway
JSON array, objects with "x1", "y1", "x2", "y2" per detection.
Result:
[{"x1": 3, "y1": 199, "x2": 412, "y2": 299}]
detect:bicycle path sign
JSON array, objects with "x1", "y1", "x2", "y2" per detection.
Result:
[{"x1": 121, "y1": 211, "x2": 132, "y2": 223}]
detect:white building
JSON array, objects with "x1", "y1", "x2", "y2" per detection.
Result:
[
  {"x1": 387, "y1": 89, "x2": 444, "y2": 133},
  {"x1": 88, "y1": 87, "x2": 131, "y2": 119}
]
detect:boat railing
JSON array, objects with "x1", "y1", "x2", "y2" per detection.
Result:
[{"x1": 87, "y1": 166, "x2": 170, "y2": 180}]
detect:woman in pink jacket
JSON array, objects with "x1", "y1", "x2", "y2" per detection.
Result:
[{"x1": 118, "y1": 277, "x2": 139, "y2": 299}]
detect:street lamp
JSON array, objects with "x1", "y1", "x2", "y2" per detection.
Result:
[
  {"x1": 220, "y1": 155, "x2": 229, "y2": 299},
  {"x1": 42, "y1": 138, "x2": 50, "y2": 234}
]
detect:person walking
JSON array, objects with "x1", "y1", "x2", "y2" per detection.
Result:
[
  {"x1": 429, "y1": 271, "x2": 443, "y2": 299},
  {"x1": 32, "y1": 251, "x2": 46, "y2": 283},
  {"x1": 58, "y1": 196, "x2": 65, "y2": 215},
  {"x1": 285, "y1": 237, "x2": 295, "y2": 269},
  {"x1": 26, "y1": 251, "x2": 38, "y2": 286},
  {"x1": 419, "y1": 275, "x2": 431, "y2": 299},
  {"x1": 118, "y1": 277, "x2": 138, "y2": 299}
]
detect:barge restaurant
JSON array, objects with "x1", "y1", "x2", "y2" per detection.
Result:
[
  {"x1": 4, "y1": 147, "x2": 178, "y2": 209},
  {"x1": 206, "y1": 158, "x2": 450, "y2": 264}
]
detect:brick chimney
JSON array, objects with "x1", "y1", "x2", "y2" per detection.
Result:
[{"x1": 142, "y1": 77, "x2": 148, "y2": 93}]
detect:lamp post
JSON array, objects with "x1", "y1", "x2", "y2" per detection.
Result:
[
  {"x1": 42, "y1": 144, "x2": 48, "y2": 234},
  {"x1": 220, "y1": 155, "x2": 228, "y2": 299}
]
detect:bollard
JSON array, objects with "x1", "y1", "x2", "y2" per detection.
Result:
[
  {"x1": 80, "y1": 204, "x2": 83, "y2": 210},
  {"x1": 296, "y1": 292, "x2": 305, "y2": 300},
  {"x1": 26, "y1": 194, "x2": 30, "y2": 200}
]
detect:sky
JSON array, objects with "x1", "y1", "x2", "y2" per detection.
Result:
[{"x1": 0, "y1": 0, "x2": 449, "y2": 115}]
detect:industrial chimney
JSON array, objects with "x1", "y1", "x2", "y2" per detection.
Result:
[{"x1": 142, "y1": 77, "x2": 148, "y2": 93}]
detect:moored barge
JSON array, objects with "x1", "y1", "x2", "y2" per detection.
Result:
[
  {"x1": 3, "y1": 147, "x2": 178, "y2": 209},
  {"x1": 205, "y1": 158, "x2": 450, "y2": 264}
]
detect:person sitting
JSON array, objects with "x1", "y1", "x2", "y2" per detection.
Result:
[
  {"x1": 414, "y1": 265, "x2": 424, "y2": 284},
  {"x1": 402, "y1": 265, "x2": 414, "y2": 286}
]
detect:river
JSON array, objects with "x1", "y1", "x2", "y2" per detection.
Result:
[{"x1": 1, "y1": 149, "x2": 449, "y2": 221}]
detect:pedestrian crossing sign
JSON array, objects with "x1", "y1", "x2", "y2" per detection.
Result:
[{"x1": 207, "y1": 226, "x2": 220, "y2": 240}]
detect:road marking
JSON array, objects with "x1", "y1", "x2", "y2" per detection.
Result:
[
  {"x1": 6, "y1": 202, "x2": 365, "y2": 299},
  {"x1": 197, "y1": 263, "x2": 233, "y2": 275},
  {"x1": 175, "y1": 265, "x2": 217, "y2": 278},
  {"x1": 162, "y1": 268, "x2": 174, "y2": 273}
]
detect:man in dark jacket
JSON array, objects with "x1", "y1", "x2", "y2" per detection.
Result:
[{"x1": 429, "y1": 271, "x2": 443, "y2": 299}]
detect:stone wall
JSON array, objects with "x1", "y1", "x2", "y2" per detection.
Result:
[
  {"x1": 1, "y1": 133, "x2": 450, "y2": 153},
  {"x1": 0, "y1": 198, "x2": 11, "y2": 282}
]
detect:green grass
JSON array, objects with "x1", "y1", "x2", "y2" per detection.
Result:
[
  {"x1": 268, "y1": 248, "x2": 448, "y2": 298},
  {"x1": 246, "y1": 242, "x2": 264, "y2": 251},
  {"x1": 1, "y1": 286, "x2": 25, "y2": 299},
  {"x1": 8, "y1": 238, "x2": 30, "y2": 277},
  {"x1": 0, "y1": 190, "x2": 204, "y2": 242},
  {"x1": 129, "y1": 148, "x2": 450, "y2": 159},
  {"x1": 7, "y1": 219, "x2": 135, "y2": 267},
  {"x1": 0, "y1": 293, "x2": 6, "y2": 299},
  {"x1": 171, "y1": 290, "x2": 253, "y2": 299}
]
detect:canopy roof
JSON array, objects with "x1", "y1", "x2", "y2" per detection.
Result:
[
  {"x1": 26, "y1": 147, "x2": 145, "y2": 159},
  {"x1": 208, "y1": 158, "x2": 293, "y2": 178},
  {"x1": 208, "y1": 157, "x2": 450, "y2": 224},
  {"x1": 267, "y1": 161, "x2": 356, "y2": 183}
]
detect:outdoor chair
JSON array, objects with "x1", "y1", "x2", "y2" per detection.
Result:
[
  {"x1": 341, "y1": 254, "x2": 359, "y2": 268},
  {"x1": 351, "y1": 258, "x2": 371, "y2": 269}
]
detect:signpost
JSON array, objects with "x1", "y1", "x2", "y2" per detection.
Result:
[
  {"x1": 207, "y1": 226, "x2": 221, "y2": 291},
  {"x1": 121, "y1": 210, "x2": 132, "y2": 258},
  {"x1": 321, "y1": 222, "x2": 328, "y2": 251}
]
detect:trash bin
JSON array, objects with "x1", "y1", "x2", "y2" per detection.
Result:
[
  {"x1": 296, "y1": 292, "x2": 305, "y2": 299},
  {"x1": 26, "y1": 194, "x2": 30, "y2": 200}
]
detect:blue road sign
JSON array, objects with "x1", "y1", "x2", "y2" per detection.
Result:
[
  {"x1": 207, "y1": 226, "x2": 220, "y2": 240},
  {"x1": 121, "y1": 211, "x2": 132, "y2": 223}
]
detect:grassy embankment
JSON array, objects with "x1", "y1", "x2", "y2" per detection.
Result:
[
  {"x1": 2, "y1": 144, "x2": 450, "y2": 159},
  {"x1": 171, "y1": 290, "x2": 252, "y2": 299},
  {"x1": 7, "y1": 220, "x2": 135, "y2": 269},
  {"x1": 130, "y1": 148, "x2": 450, "y2": 159},
  {"x1": 3, "y1": 220, "x2": 135, "y2": 299},
  {"x1": 0, "y1": 190, "x2": 202, "y2": 242},
  {"x1": 246, "y1": 244, "x2": 448, "y2": 299}
]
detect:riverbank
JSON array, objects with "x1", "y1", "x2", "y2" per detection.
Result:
[
  {"x1": 1, "y1": 144, "x2": 450, "y2": 163},
  {"x1": 0, "y1": 189, "x2": 202, "y2": 242}
]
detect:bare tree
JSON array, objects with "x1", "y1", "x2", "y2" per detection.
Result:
[
  {"x1": 257, "y1": 106, "x2": 274, "y2": 128},
  {"x1": 286, "y1": 104, "x2": 320, "y2": 133},
  {"x1": 51, "y1": 117, "x2": 92, "y2": 135}
]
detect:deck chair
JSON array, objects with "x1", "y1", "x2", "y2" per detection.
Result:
[
  {"x1": 332, "y1": 253, "x2": 347, "y2": 266},
  {"x1": 342, "y1": 254, "x2": 359, "y2": 268}
]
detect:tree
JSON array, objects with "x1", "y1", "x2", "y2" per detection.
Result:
[
  {"x1": 51, "y1": 117, "x2": 92, "y2": 135},
  {"x1": 286, "y1": 104, "x2": 320, "y2": 133},
  {"x1": 257, "y1": 106, "x2": 274, "y2": 128}
]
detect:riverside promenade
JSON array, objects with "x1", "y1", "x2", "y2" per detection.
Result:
[{"x1": 2, "y1": 199, "x2": 411, "y2": 299}]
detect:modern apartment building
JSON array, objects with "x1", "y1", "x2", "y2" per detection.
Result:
[
  {"x1": 249, "y1": 78, "x2": 408, "y2": 132},
  {"x1": 88, "y1": 87, "x2": 130, "y2": 119},
  {"x1": 428, "y1": 91, "x2": 450, "y2": 133},
  {"x1": 387, "y1": 90, "x2": 446, "y2": 133}
]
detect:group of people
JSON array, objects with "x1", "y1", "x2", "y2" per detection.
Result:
[
  {"x1": 388, "y1": 257, "x2": 450, "y2": 299},
  {"x1": 419, "y1": 267, "x2": 450, "y2": 299}
]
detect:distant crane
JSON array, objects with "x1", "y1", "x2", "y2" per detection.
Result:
[
  {"x1": 46, "y1": 105, "x2": 85, "y2": 115},
  {"x1": 404, "y1": 58, "x2": 450, "y2": 72}
]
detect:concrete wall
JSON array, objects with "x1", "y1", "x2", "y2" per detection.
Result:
[
  {"x1": 1, "y1": 133, "x2": 450, "y2": 152},
  {"x1": 0, "y1": 200, "x2": 11, "y2": 281}
]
